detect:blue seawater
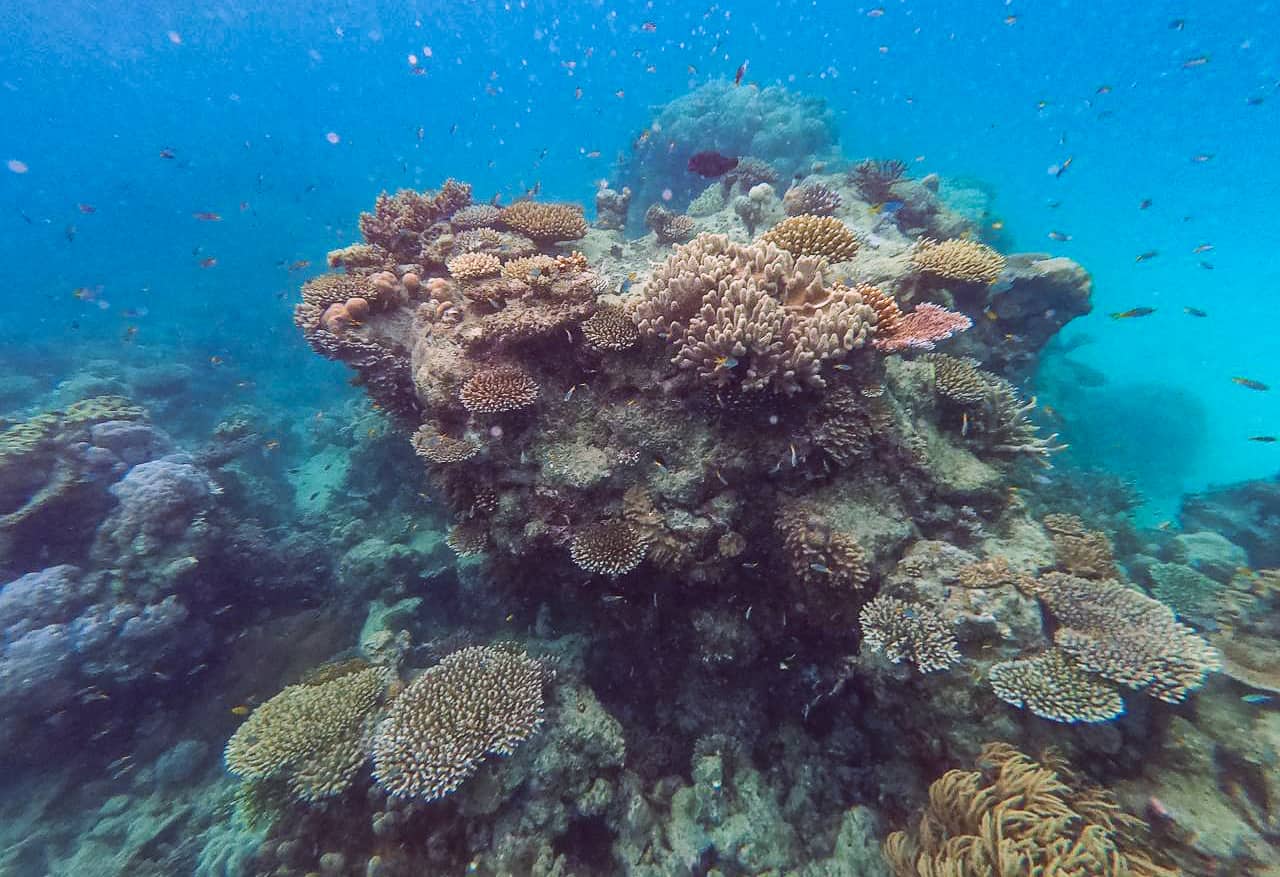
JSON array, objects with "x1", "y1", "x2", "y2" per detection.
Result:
[{"x1": 1, "y1": 1, "x2": 1277, "y2": 875}]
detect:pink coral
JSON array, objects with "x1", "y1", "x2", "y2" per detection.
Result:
[{"x1": 873, "y1": 302, "x2": 972, "y2": 353}]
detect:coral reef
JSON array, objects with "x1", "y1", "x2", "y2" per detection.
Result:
[
  {"x1": 594, "y1": 186, "x2": 632, "y2": 230},
  {"x1": 910, "y1": 237, "x2": 1007, "y2": 285},
  {"x1": 849, "y1": 159, "x2": 908, "y2": 204},
  {"x1": 643, "y1": 204, "x2": 696, "y2": 244},
  {"x1": 858, "y1": 595, "x2": 960, "y2": 673},
  {"x1": 498, "y1": 201, "x2": 588, "y2": 243},
  {"x1": 783, "y1": 182, "x2": 843, "y2": 216},
  {"x1": 760, "y1": 214, "x2": 861, "y2": 262}
]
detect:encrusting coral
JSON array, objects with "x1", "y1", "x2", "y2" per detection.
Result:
[
  {"x1": 911, "y1": 237, "x2": 1007, "y2": 284},
  {"x1": 883, "y1": 742, "x2": 1180, "y2": 877},
  {"x1": 371, "y1": 645, "x2": 545, "y2": 801},
  {"x1": 224, "y1": 663, "x2": 392, "y2": 802},
  {"x1": 858, "y1": 594, "x2": 960, "y2": 673},
  {"x1": 760, "y1": 214, "x2": 861, "y2": 262}
]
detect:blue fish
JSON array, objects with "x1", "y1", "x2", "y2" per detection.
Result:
[
  {"x1": 1242, "y1": 694, "x2": 1273, "y2": 705},
  {"x1": 881, "y1": 199, "x2": 905, "y2": 214}
]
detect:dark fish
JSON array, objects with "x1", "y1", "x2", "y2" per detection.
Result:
[
  {"x1": 78, "y1": 203, "x2": 96, "y2": 214},
  {"x1": 734, "y1": 60, "x2": 748, "y2": 86},
  {"x1": 1051, "y1": 156, "x2": 1073, "y2": 177},
  {"x1": 159, "y1": 147, "x2": 176, "y2": 159},
  {"x1": 1135, "y1": 250, "x2": 1158, "y2": 262},
  {"x1": 1183, "y1": 307, "x2": 1207, "y2": 317},
  {"x1": 1232, "y1": 377, "x2": 1269, "y2": 391},
  {"x1": 1192, "y1": 243, "x2": 1214, "y2": 253},
  {"x1": 1139, "y1": 198, "x2": 1152, "y2": 209},
  {"x1": 1199, "y1": 261, "x2": 1214, "y2": 270},
  {"x1": 687, "y1": 150, "x2": 739, "y2": 177},
  {"x1": 1110, "y1": 307, "x2": 1155, "y2": 319},
  {"x1": 309, "y1": 491, "x2": 320, "y2": 500},
  {"x1": 1169, "y1": 18, "x2": 1185, "y2": 30},
  {"x1": 192, "y1": 211, "x2": 221, "y2": 221},
  {"x1": 1246, "y1": 96, "x2": 1266, "y2": 106},
  {"x1": 1248, "y1": 436, "x2": 1277, "y2": 443},
  {"x1": 64, "y1": 224, "x2": 76, "y2": 242}
]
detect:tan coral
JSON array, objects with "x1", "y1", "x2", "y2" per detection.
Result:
[
  {"x1": 569, "y1": 520, "x2": 649, "y2": 576},
  {"x1": 459, "y1": 367, "x2": 539, "y2": 414},
  {"x1": 776, "y1": 502, "x2": 869, "y2": 590},
  {"x1": 911, "y1": 237, "x2": 1007, "y2": 284},
  {"x1": 445, "y1": 522, "x2": 489, "y2": 556},
  {"x1": 501, "y1": 254, "x2": 560, "y2": 289},
  {"x1": 450, "y1": 204, "x2": 501, "y2": 229},
  {"x1": 928, "y1": 354, "x2": 989, "y2": 405},
  {"x1": 1043, "y1": 513, "x2": 1117, "y2": 579},
  {"x1": 760, "y1": 214, "x2": 860, "y2": 262},
  {"x1": 854, "y1": 283, "x2": 902, "y2": 339},
  {"x1": 327, "y1": 243, "x2": 392, "y2": 273},
  {"x1": 580, "y1": 307, "x2": 639, "y2": 351},
  {"x1": 411, "y1": 424, "x2": 480, "y2": 464},
  {"x1": 359, "y1": 180, "x2": 472, "y2": 251},
  {"x1": 859, "y1": 595, "x2": 960, "y2": 673},
  {"x1": 498, "y1": 201, "x2": 588, "y2": 242},
  {"x1": 783, "y1": 183, "x2": 842, "y2": 217},
  {"x1": 446, "y1": 252, "x2": 502, "y2": 282},
  {"x1": 883, "y1": 743, "x2": 1179, "y2": 877},
  {"x1": 225, "y1": 663, "x2": 391, "y2": 802},
  {"x1": 988, "y1": 649, "x2": 1125, "y2": 723},
  {"x1": 371, "y1": 646, "x2": 544, "y2": 800}
]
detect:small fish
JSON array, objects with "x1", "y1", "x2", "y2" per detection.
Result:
[
  {"x1": 288, "y1": 259, "x2": 311, "y2": 271},
  {"x1": 833, "y1": 363, "x2": 852, "y2": 371},
  {"x1": 192, "y1": 211, "x2": 221, "y2": 221},
  {"x1": 867, "y1": 6, "x2": 885, "y2": 16},
  {"x1": 574, "y1": 86, "x2": 583, "y2": 99},
  {"x1": 1004, "y1": 14, "x2": 1018, "y2": 25},
  {"x1": 122, "y1": 325, "x2": 138, "y2": 343},
  {"x1": 1192, "y1": 243, "x2": 1214, "y2": 254},
  {"x1": 264, "y1": 439, "x2": 280, "y2": 451},
  {"x1": 809, "y1": 563, "x2": 831, "y2": 575},
  {"x1": 230, "y1": 705, "x2": 251, "y2": 716},
  {"x1": 1248, "y1": 436, "x2": 1277, "y2": 443},
  {"x1": 1134, "y1": 250, "x2": 1158, "y2": 262},
  {"x1": 990, "y1": 220, "x2": 1004, "y2": 230},
  {"x1": 1110, "y1": 307, "x2": 1156, "y2": 319},
  {"x1": 1241, "y1": 694, "x2": 1273, "y2": 705},
  {"x1": 713, "y1": 355, "x2": 739, "y2": 370},
  {"x1": 199, "y1": 257, "x2": 217, "y2": 268},
  {"x1": 65, "y1": 224, "x2": 76, "y2": 242},
  {"x1": 209, "y1": 355, "x2": 223, "y2": 365},
  {"x1": 77, "y1": 203, "x2": 96, "y2": 214},
  {"x1": 1183, "y1": 307, "x2": 1208, "y2": 317},
  {"x1": 1047, "y1": 230, "x2": 1072, "y2": 241},
  {"x1": 1181, "y1": 54, "x2": 1210, "y2": 69},
  {"x1": 159, "y1": 147, "x2": 176, "y2": 159},
  {"x1": 1050, "y1": 156, "x2": 1073, "y2": 178},
  {"x1": 734, "y1": 60, "x2": 748, "y2": 86},
  {"x1": 1232, "y1": 377, "x2": 1269, "y2": 391},
  {"x1": 1199, "y1": 261, "x2": 1214, "y2": 270},
  {"x1": 1139, "y1": 198, "x2": 1152, "y2": 209},
  {"x1": 641, "y1": 21, "x2": 656, "y2": 31},
  {"x1": 309, "y1": 491, "x2": 320, "y2": 500},
  {"x1": 614, "y1": 89, "x2": 625, "y2": 98},
  {"x1": 1191, "y1": 153, "x2": 1214, "y2": 162},
  {"x1": 1246, "y1": 96, "x2": 1266, "y2": 106},
  {"x1": 1169, "y1": 18, "x2": 1185, "y2": 30},
  {"x1": 1095, "y1": 84, "x2": 1112, "y2": 95}
]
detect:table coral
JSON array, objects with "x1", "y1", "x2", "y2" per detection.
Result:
[
  {"x1": 988, "y1": 648, "x2": 1125, "y2": 723},
  {"x1": 459, "y1": 367, "x2": 540, "y2": 413},
  {"x1": 371, "y1": 645, "x2": 545, "y2": 801}
]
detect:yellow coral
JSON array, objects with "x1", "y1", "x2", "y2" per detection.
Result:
[
  {"x1": 911, "y1": 237, "x2": 1007, "y2": 284},
  {"x1": 760, "y1": 214, "x2": 860, "y2": 262}
]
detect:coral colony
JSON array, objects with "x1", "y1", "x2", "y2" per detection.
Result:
[{"x1": 6, "y1": 83, "x2": 1278, "y2": 876}]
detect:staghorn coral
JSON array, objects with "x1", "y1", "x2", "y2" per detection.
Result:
[
  {"x1": 371, "y1": 645, "x2": 545, "y2": 801},
  {"x1": 760, "y1": 214, "x2": 860, "y2": 262},
  {"x1": 224, "y1": 664, "x2": 391, "y2": 802},
  {"x1": 874, "y1": 303, "x2": 973, "y2": 353},
  {"x1": 988, "y1": 649, "x2": 1125, "y2": 724},
  {"x1": 883, "y1": 742, "x2": 1179, "y2": 877},
  {"x1": 498, "y1": 201, "x2": 588, "y2": 242},
  {"x1": 410, "y1": 423, "x2": 480, "y2": 464},
  {"x1": 459, "y1": 367, "x2": 539, "y2": 414},
  {"x1": 1043, "y1": 513, "x2": 1117, "y2": 579},
  {"x1": 446, "y1": 252, "x2": 502, "y2": 282},
  {"x1": 580, "y1": 306, "x2": 639, "y2": 351},
  {"x1": 631, "y1": 234, "x2": 874, "y2": 394},
  {"x1": 911, "y1": 237, "x2": 1007, "y2": 285},
  {"x1": 850, "y1": 158, "x2": 908, "y2": 204},
  {"x1": 450, "y1": 204, "x2": 501, "y2": 229},
  {"x1": 783, "y1": 182, "x2": 842, "y2": 216},
  {"x1": 858, "y1": 595, "x2": 960, "y2": 673},
  {"x1": 777, "y1": 502, "x2": 870, "y2": 590},
  {"x1": 644, "y1": 204, "x2": 696, "y2": 244},
  {"x1": 1029, "y1": 572, "x2": 1220, "y2": 704},
  {"x1": 569, "y1": 520, "x2": 649, "y2": 577}
]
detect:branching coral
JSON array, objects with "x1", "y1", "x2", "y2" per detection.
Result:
[
  {"x1": 911, "y1": 237, "x2": 1007, "y2": 285},
  {"x1": 446, "y1": 252, "x2": 502, "y2": 282},
  {"x1": 498, "y1": 201, "x2": 588, "y2": 242},
  {"x1": 760, "y1": 214, "x2": 860, "y2": 262},
  {"x1": 1043, "y1": 513, "x2": 1117, "y2": 579},
  {"x1": 631, "y1": 234, "x2": 874, "y2": 394},
  {"x1": 359, "y1": 180, "x2": 472, "y2": 255},
  {"x1": 874, "y1": 303, "x2": 973, "y2": 353},
  {"x1": 644, "y1": 204, "x2": 696, "y2": 244},
  {"x1": 930, "y1": 355, "x2": 990, "y2": 405},
  {"x1": 411, "y1": 424, "x2": 480, "y2": 464},
  {"x1": 580, "y1": 306, "x2": 639, "y2": 351},
  {"x1": 858, "y1": 595, "x2": 960, "y2": 673},
  {"x1": 850, "y1": 158, "x2": 908, "y2": 204},
  {"x1": 569, "y1": 520, "x2": 649, "y2": 576},
  {"x1": 783, "y1": 183, "x2": 842, "y2": 217},
  {"x1": 224, "y1": 664, "x2": 391, "y2": 802},
  {"x1": 450, "y1": 204, "x2": 501, "y2": 229},
  {"x1": 1028, "y1": 572, "x2": 1220, "y2": 704},
  {"x1": 452, "y1": 227, "x2": 537, "y2": 260},
  {"x1": 459, "y1": 367, "x2": 540, "y2": 414},
  {"x1": 371, "y1": 645, "x2": 545, "y2": 801},
  {"x1": 988, "y1": 649, "x2": 1125, "y2": 723},
  {"x1": 883, "y1": 743, "x2": 1179, "y2": 877},
  {"x1": 929, "y1": 355, "x2": 1063, "y2": 464},
  {"x1": 776, "y1": 502, "x2": 870, "y2": 590}
]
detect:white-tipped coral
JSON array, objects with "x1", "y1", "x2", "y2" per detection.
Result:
[
  {"x1": 459, "y1": 367, "x2": 540, "y2": 414},
  {"x1": 858, "y1": 595, "x2": 960, "y2": 673},
  {"x1": 570, "y1": 520, "x2": 649, "y2": 576},
  {"x1": 372, "y1": 646, "x2": 545, "y2": 800},
  {"x1": 988, "y1": 649, "x2": 1125, "y2": 723}
]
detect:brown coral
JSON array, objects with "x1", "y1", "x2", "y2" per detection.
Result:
[
  {"x1": 783, "y1": 183, "x2": 842, "y2": 217},
  {"x1": 445, "y1": 522, "x2": 489, "y2": 556},
  {"x1": 1043, "y1": 513, "x2": 1117, "y2": 579},
  {"x1": 911, "y1": 237, "x2": 1007, "y2": 284},
  {"x1": 371, "y1": 646, "x2": 544, "y2": 801},
  {"x1": 776, "y1": 502, "x2": 870, "y2": 590},
  {"x1": 501, "y1": 254, "x2": 560, "y2": 290},
  {"x1": 760, "y1": 214, "x2": 860, "y2": 262},
  {"x1": 411, "y1": 424, "x2": 480, "y2": 464},
  {"x1": 632, "y1": 234, "x2": 874, "y2": 394},
  {"x1": 225, "y1": 664, "x2": 391, "y2": 802},
  {"x1": 452, "y1": 227, "x2": 537, "y2": 260},
  {"x1": 580, "y1": 306, "x2": 639, "y2": 351},
  {"x1": 858, "y1": 595, "x2": 960, "y2": 673},
  {"x1": 929, "y1": 354, "x2": 989, "y2": 405},
  {"x1": 569, "y1": 520, "x2": 649, "y2": 577},
  {"x1": 498, "y1": 201, "x2": 588, "y2": 242},
  {"x1": 988, "y1": 649, "x2": 1125, "y2": 723},
  {"x1": 850, "y1": 158, "x2": 908, "y2": 204},
  {"x1": 446, "y1": 252, "x2": 502, "y2": 282},
  {"x1": 644, "y1": 204, "x2": 696, "y2": 244},
  {"x1": 883, "y1": 742, "x2": 1179, "y2": 877},
  {"x1": 459, "y1": 367, "x2": 539, "y2": 414},
  {"x1": 359, "y1": 180, "x2": 472, "y2": 253},
  {"x1": 854, "y1": 283, "x2": 902, "y2": 339},
  {"x1": 450, "y1": 204, "x2": 501, "y2": 229}
]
